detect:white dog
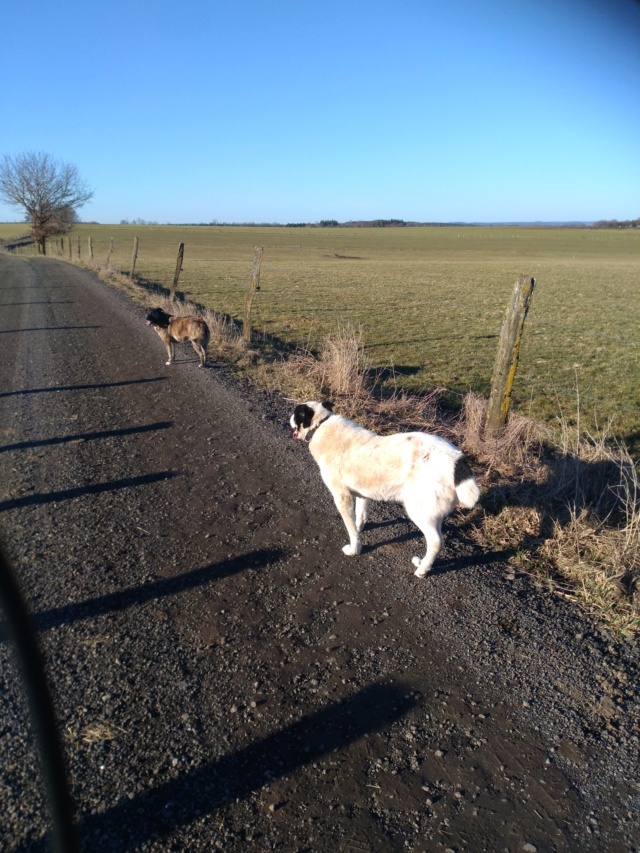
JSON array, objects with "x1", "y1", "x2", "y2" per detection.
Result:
[{"x1": 290, "y1": 401, "x2": 480, "y2": 577}]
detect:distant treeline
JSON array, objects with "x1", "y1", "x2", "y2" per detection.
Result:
[
  {"x1": 83, "y1": 218, "x2": 638, "y2": 229},
  {"x1": 330, "y1": 219, "x2": 468, "y2": 228},
  {"x1": 592, "y1": 218, "x2": 639, "y2": 229},
  {"x1": 131, "y1": 219, "x2": 470, "y2": 228}
]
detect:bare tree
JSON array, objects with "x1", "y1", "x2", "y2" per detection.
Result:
[{"x1": 0, "y1": 152, "x2": 94, "y2": 253}]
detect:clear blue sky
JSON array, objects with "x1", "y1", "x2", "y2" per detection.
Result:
[{"x1": 1, "y1": 0, "x2": 638, "y2": 224}]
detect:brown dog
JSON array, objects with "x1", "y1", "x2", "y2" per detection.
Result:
[{"x1": 145, "y1": 307, "x2": 210, "y2": 367}]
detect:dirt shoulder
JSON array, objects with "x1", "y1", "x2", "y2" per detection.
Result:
[{"x1": 0, "y1": 255, "x2": 638, "y2": 852}]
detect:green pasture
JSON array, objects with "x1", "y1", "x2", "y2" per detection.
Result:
[
  {"x1": 9, "y1": 223, "x2": 640, "y2": 444},
  {"x1": 0, "y1": 223, "x2": 29, "y2": 239}
]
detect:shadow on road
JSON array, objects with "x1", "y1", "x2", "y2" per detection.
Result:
[
  {"x1": 23, "y1": 549, "x2": 285, "y2": 633},
  {"x1": 72, "y1": 681, "x2": 417, "y2": 852},
  {"x1": 0, "y1": 422, "x2": 174, "y2": 454},
  {"x1": 0, "y1": 472, "x2": 178, "y2": 512},
  {"x1": 0, "y1": 325, "x2": 102, "y2": 334},
  {"x1": 0, "y1": 377, "x2": 166, "y2": 399}
]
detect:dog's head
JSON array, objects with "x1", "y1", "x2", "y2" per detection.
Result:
[
  {"x1": 290, "y1": 401, "x2": 334, "y2": 440},
  {"x1": 145, "y1": 307, "x2": 172, "y2": 328}
]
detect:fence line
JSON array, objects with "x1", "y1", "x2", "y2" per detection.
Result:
[
  {"x1": 136, "y1": 282, "x2": 640, "y2": 347},
  {"x1": 17, "y1": 235, "x2": 640, "y2": 349},
  {"x1": 45, "y1": 233, "x2": 636, "y2": 432},
  {"x1": 100, "y1": 238, "x2": 637, "y2": 356}
]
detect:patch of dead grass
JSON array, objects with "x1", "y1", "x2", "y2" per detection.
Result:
[
  {"x1": 66, "y1": 719, "x2": 128, "y2": 745},
  {"x1": 467, "y1": 400, "x2": 640, "y2": 638}
]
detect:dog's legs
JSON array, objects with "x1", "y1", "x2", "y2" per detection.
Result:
[
  {"x1": 404, "y1": 501, "x2": 445, "y2": 577},
  {"x1": 191, "y1": 340, "x2": 206, "y2": 367},
  {"x1": 165, "y1": 341, "x2": 174, "y2": 366},
  {"x1": 332, "y1": 491, "x2": 362, "y2": 556},
  {"x1": 355, "y1": 497, "x2": 369, "y2": 533}
]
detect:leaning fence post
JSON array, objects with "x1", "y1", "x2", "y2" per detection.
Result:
[
  {"x1": 170, "y1": 242, "x2": 184, "y2": 301},
  {"x1": 130, "y1": 236, "x2": 139, "y2": 279},
  {"x1": 88, "y1": 236, "x2": 93, "y2": 260},
  {"x1": 485, "y1": 274, "x2": 536, "y2": 438},
  {"x1": 76, "y1": 236, "x2": 81, "y2": 259},
  {"x1": 243, "y1": 246, "x2": 264, "y2": 342},
  {"x1": 105, "y1": 238, "x2": 113, "y2": 269}
]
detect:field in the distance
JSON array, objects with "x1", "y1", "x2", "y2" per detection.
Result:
[{"x1": 8, "y1": 223, "x2": 640, "y2": 445}]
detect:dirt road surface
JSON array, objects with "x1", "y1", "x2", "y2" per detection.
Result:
[{"x1": 0, "y1": 254, "x2": 638, "y2": 852}]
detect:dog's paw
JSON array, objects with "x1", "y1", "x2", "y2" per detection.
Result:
[
  {"x1": 165, "y1": 360, "x2": 172, "y2": 366},
  {"x1": 412, "y1": 556, "x2": 430, "y2": 578},
  {"x1": 342, "y1": 543, "x2": 361, "y2": 557},
  {"x1": 411, "y1": 557, "x2": 431, "y2": 578}
]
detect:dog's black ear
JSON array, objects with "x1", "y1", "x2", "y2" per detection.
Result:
[
  {"x1": 322, "y1": 400, "x2": 334, "y2": 412},
  {"x1": 293, "y1": 404, "x2": 315, "y2": 429}
]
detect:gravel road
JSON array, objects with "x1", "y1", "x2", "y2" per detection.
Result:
[{"x1": 0, "y1": 254, "x2": 638, "y2": 852}]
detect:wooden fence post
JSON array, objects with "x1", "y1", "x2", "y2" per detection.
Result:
[
  {"x1": 485, "y1": 274, "x2": 536, "y2": 438},
  {"x1": 243, "y1": 246, "x2": 264, "y2": 342},
  {"x1": 130, "y1": 236, "x2": 139, "y2": 279},
  {"x1": 106, "y1": 238, "x2": 113, "y2": 269},
  {"x1": 170, "y1": 242, "x2": 184, "y2": 301},
  {"x1": 88, "y1": 237, "x2": 93, "y2": 260},
  {"x1": 77, "y1": 236, "x2": 81, "y2": 259},
  {"x1": 68, "y1": 237, "x2": 72, "y2": 259}
]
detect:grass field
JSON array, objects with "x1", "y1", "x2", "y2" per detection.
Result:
[{"x1": 5, "y1": 222, "x2": 639, "y2": 445}]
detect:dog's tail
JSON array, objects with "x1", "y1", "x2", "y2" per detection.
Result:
[{"x1": 454, "y1": 455, "x2": 480, "y2": 509}]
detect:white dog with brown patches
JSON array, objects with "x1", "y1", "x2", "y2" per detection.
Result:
[{"x1": 290, "y1": 401, "x2": 480, "y2": 577}]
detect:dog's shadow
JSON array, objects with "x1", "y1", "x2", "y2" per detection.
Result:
[
  {"x1": 364, "y1": 517, "x2": 421, "y2": 550},
  {"x1": 361, "y1": 516, "x2": 490, "y2": 576},
  {"x1": 167, "y1": 351, "x2": 207, "y2": 366},
  {"x1": 167, "y1": 353, "x2": 213, "y2": 368}
]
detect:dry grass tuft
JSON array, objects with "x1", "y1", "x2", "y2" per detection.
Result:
[
  {"x1": 275, "y1": 324, "x2": 447, "y2": 432},
  {"x1": 319, "y1": 324, "x2": 370, "y2": 410},
  {"x1": 470, "y1": 408, "x2": 640, "y2": 637},
  {"x1": 66, "y1": 719, "x2": 128, "y2": 745},
  {"x1": 539, "y1": 505, "x2": 639, "y2": 637},
  {"x1": 272, "y1": 324, "x2": 370, "y2": 417},
  {"x1": 456, "y1": 391, "x2": 549, "y2": 471}
]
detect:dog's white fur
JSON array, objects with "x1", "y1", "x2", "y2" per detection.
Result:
[{"x1": 290, "y1": 401, "x2": 480, "y2": 577}]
